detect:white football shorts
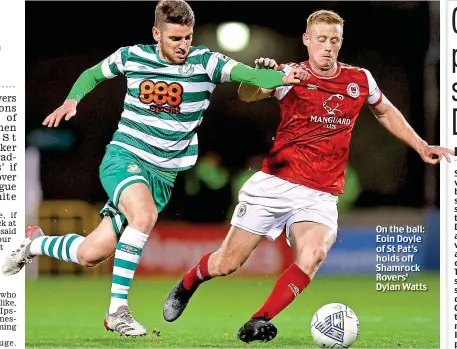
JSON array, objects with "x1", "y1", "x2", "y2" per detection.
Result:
[{"x1": 230, "y1": 171, "x2": 339, "y2": 245}]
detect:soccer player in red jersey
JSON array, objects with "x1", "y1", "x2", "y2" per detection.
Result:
[{"x1": 163, "y1": 9, "x2": 453, "y2": 343}]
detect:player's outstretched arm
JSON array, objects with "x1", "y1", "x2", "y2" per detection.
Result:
[
  {"x1": 230, "y1": 61, "x2": 305, "y2": 93},
  {"x1": 238, "y1": 58, "x2": 281, "y2": 102},
  {"x1": 370, "y1": 97, "x2": 454, "y2": 164},
  {"x1": 42, "y1": 62, "x2": 107, "y2": 127},
  {"x1": 236, "y1": 58, "x2": 308, "y2": 102}
]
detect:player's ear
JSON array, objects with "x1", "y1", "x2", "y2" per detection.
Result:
[
  {"x1": 152, "y1": 26, "x2": 161, "y2": 42},
  {"x1": 303, "y1": 32, "x2": 310, "y2": 47}
]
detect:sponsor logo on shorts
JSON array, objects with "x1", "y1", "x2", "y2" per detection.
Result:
[
  {"x1": 237, "y1": 204, "x2": 247, "y2": 217},
  {"x1": 127, "y1": 163, "x2": 142, "y2": 174}
]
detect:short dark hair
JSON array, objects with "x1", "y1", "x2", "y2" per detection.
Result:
[{"x1": 154, "y1": 0, "x2": 195, "y2": 28}]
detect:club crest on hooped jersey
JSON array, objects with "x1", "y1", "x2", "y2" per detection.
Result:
[
  {"x1": 346, "y1": 83, "x2": 360, "y2": 98},
  {"x1": 178, "y1": 62, "x2": 194, "y2": 76}
]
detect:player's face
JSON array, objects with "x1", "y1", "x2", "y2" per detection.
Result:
[
  {"x1": 303, "y1": 23, "x2": 343, "y2": 71},
  {"x1": 153, "y1": 23, "x2": 193, "y2": 64}
]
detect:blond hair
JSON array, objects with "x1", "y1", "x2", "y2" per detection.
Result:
[{"x1": 306, "y1": 10, "x2": 344, "y2": 32}]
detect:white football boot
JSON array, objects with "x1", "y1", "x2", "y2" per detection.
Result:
[
  {"x1": 2, "y1": 226, "x2": 44, "y2": 276},
  {"x1": 104, "y1": 305, "x2": 147, "y2": 337}
]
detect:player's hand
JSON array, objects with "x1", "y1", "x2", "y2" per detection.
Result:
[
  {"x1": 281, "y1": 67, "x2": 309, "y2": 85},
  {"x1": 418, "y1": 144, "x2": 455, "y2": 164},
  {"x1": 42, "y1": 99, "x2": 78, "y2": 127},
  {"x1": 254, "y1": 57, "x2": 279, "y2": 70}
]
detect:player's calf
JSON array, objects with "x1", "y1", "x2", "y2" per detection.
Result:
[
  {"x1": 107, "y1": 183, "x2": 158, "y2": 314},
  {"x1": 209, "y1": 250, "x2": 243, "y2": 276},
  {"x1": 290, "y1": 221, "x2": 336, "y2": 279},
  {"x1": 2, "y1": 226, "x2": 86, "y2": 276},
  {"x1": 77, "y1": 243, "x2": 110, "y2": 268}
]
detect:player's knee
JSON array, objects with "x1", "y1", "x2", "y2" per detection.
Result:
[
  {"x1": 311, "y1": 246, "x2": 327, "y2": 264},
  {"x1": 297, "y1": 246, "x2": 327, "y2": 272},
  {"x1": 129, "y1": 208, "x2": 158, "y2": 233}
]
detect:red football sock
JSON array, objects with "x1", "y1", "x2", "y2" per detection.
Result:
[
  {"x1": 251, "y1": 263, "x2": 311, "y2": 321},
  {"x1": 182, "y1": 252, "x2": 213, "y2": 290}
]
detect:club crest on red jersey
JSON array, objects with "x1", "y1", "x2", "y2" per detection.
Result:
[
  {"x1": 322, "y1": 94, "x2": 344, "y2": 116},
  {"x1": 346, "y1": 83, "x2": 360, "y2": 98}
]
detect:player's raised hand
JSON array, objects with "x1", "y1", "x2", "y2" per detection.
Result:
[
  {"x1": 42, "y1": 99, "x2": 78, "y2": 127},
  {"x1": 254, "y1": 57, "x2": 278, "y2": 70},
  {"x1": 281, "y1": 67, "x2": 309, "y2": 85},
  {"x1": 418, "y1": 144, "x2": 455, "y2": 164}
]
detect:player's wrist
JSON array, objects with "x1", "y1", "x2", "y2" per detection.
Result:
[
  {"x1": 414, "y1": 139, "x2": 428, "y2": 153},
  {"x1": 65, "y1": 98, "x2": 79, "y2": 107}
]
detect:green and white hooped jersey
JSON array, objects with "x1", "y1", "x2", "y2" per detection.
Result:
[{"x1": 101, "y1": 44, "x2": 238, "y2": 172}]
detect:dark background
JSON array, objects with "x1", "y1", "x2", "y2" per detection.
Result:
[{"x1": 25, "y1": 1, "x2": 440, "y2": 221}]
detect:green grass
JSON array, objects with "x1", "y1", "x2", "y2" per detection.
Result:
[{"x1": 26, "y1": 273, "x2": 439, "y2": 348}]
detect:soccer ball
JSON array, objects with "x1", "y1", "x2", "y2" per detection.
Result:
[{"x1": 310, "y1": 303, "x2": 359, "y2": 348}]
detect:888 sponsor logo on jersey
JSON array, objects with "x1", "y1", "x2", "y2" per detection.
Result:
[{"x1": 138, "y1": 80, "x2": 184, "y2": 114}]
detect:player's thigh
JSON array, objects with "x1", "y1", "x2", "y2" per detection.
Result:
[
  {"x1": 231, "y1": 171, "x2": 292, "y2": 241},
  {"x1": 99, "y1": 145, "x2": 151, "y2": 210},
  {"x1": 77, "y1": 216, "x2": 118, "y2": 266},
  {"x1": 100, "y1": 145, "x2": 172, "y2": 231},
  {"x1": 118, "y1": 172, "x2": 173, "y2": 227},
  {"x1": 118, "y1": 182, "x2": 158, "y2": 227},
  {"x1": 289, "y1": 221, "x2": 336, "y2": 278},
  {"x1": 210, "y1": 225, "x2": 263, "y2": 275}
]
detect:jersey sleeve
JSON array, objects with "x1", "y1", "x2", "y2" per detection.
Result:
[
  {"x1": 201, "y1": 51, "x2": 239, "y2": 84},
  {"x1": 362, "y1": 68, "x2": 383, "y2": 107},
  {"x1": 272, "y1": 64, "x2": 294, "y2": 100},
  {"x1": 101, "y1": 46, "x2": 130, "y2": 78}
]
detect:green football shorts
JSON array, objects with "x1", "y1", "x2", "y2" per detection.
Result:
[{"x1": 99, "y1": 144, "x2": 175, "y2": 236}]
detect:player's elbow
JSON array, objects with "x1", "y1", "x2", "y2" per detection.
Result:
[
  {"x1": 238, "y1": 86, "x2": 270, "y2": 103},
  {"x1": 237, "y1": 86, "x2": 256, "y2": 103},
  {"x1": 238, "y1": 93, "x2": 255, "y2": 103}
]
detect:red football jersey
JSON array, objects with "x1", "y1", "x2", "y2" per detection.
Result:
[{"x1": 261, "y1": 61, "x2": 383, "y2": 194}]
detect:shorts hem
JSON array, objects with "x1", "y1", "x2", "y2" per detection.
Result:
[
  {"x1": 230, "y1": 222, "x2": 279, "y2": 241},
  {"x1": 286, "y1": 219, "x2": 338, "y2": 236},
  {"x1": 113, "y1": 176, "x2": 148, "y2": 207},
  {"x1": 99, "y1": 207, "x2": 126, "y2": 237}
]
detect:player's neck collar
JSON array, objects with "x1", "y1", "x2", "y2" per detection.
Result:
[{"x1": 304, "y1": 61, "x2": 341, "y2": 79}]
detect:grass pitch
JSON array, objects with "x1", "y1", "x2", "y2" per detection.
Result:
[{"x1": 26, "y1": 273, "x2": 438, "y2": 348}]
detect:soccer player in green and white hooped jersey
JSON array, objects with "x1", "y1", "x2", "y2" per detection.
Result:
[{"x1": 2, "y1": 0, "x2": 306, "y2": 338}]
